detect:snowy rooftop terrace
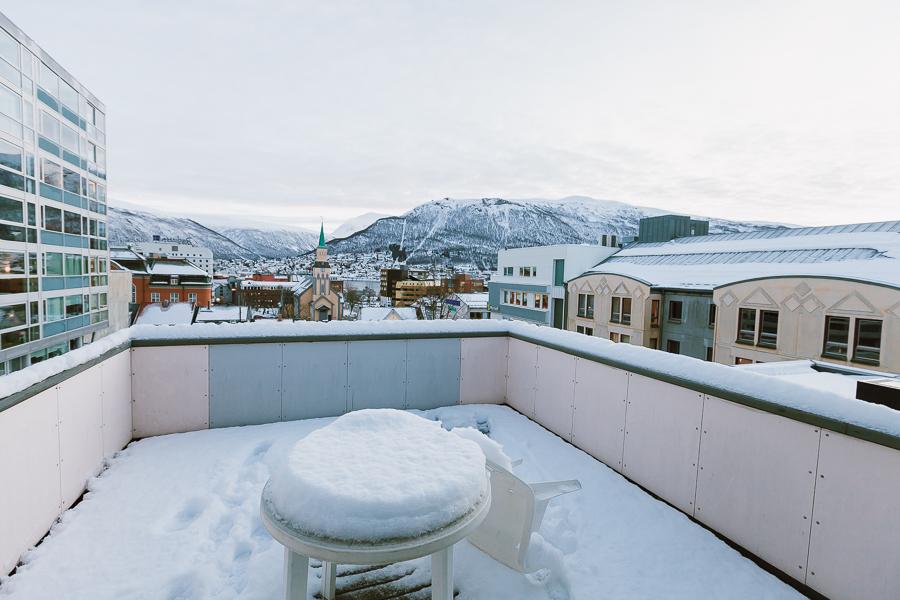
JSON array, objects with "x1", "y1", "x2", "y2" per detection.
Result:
[{"x1": 2, "y1": 320, "x2": 900, "y2": 600}]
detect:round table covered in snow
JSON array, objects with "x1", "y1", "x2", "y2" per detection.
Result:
[{"x1": 260, "y1": 409, "x2": 492, "y2": 600}]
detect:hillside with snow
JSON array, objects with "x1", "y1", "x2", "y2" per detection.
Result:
[
  {"x1": 330, "y1": 212, "x2": 390, "y2": 239},
  {"x1": 220, "y1": 227, "x2": 318, "y2": 258},
  {"x1": 327, "y1": 196, "x2": 783, "y2": 268}
]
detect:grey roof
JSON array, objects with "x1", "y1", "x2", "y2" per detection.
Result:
[{"x1": 605, "y1": 247, "x2": 882, "y2": 266}]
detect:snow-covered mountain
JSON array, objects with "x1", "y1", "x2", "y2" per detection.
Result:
[
  {"x1": 220, "y1": 227, "x2": 318, "y2": 258},
  {"x1": 326, "y1": 196, "x2": 784, "y2": 268},
  {"x1": 108, "y1": 207, "x2": 257, "y2": 259},
  {"x1": 330, "y1": 212, "x2": 390, "y2": 239}
]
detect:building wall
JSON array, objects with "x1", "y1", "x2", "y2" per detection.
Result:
[
  {"x1": 660, "y1": 291, "x2": 715, "y2": 360},
  {"x1": 0, "y1": 15, "x2": 109, "y2": 374},
  {"x1": 130, "y1": 242, "x2": 213, "y2": 277},
  {"x1": 132, "y1": 276, "x2": 212, "y2": 306},
  {"x1": 488, "y1": 281, "x2": 552, "y2": 325},
  {"x1": 105, "y1": 269, "x2": 132, "y2": 334},
  {"x1": 714, "y1": 277, "x2": 900, "y2": 372},
  {"x1": 566, "y1": 274, "x2": 658, "y2": 347}
]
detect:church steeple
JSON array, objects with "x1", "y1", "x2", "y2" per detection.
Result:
[{"x1": 318, "y1": 222, "x2": 326, "y2": 248}]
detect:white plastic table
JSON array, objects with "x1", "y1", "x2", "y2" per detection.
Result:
[{"x1": 261, "y1": 480, "x2": 491, "y2": 600}]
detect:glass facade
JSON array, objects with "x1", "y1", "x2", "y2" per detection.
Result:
[{"x1": 0, "y1": 16, "x2": 108, "y2": 373}]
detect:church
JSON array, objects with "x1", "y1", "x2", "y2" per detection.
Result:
[{"x1": 290, "y1": 224, "x2": 343, "y2": 321}]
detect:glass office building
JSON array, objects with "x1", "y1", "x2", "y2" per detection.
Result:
[{"x1": 0, "y1": 12, "x2": 109, "y2": 374}]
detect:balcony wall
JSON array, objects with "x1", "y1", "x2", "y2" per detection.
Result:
[{"x1": 1, "y1": 321, "x2": 899, "y2": 600}]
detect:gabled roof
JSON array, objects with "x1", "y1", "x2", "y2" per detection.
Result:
[
  {"x1": 147, "y1": 261, "x2": 209, "y2": 277},
  {"x1": 581, "y1": 220, "x2": 900, "y2": 291},
  {"x1": 241, "y1": 276, "x2": 312, "y2": 295},
  {"x1": 358, "y1": 307, "x2": 419, "y2": 321}
]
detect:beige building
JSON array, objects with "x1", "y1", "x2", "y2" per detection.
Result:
[
  {"x1": 566, "y1": 220, "x2": 900, "y2": 372},
  {"x1": 714, "y1": 276, "x2": 899, "y2": 373}
]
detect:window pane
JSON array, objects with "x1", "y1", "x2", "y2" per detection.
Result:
[
  {"x1": 0, "y1": 138, "x2": 22, "y2": 172},
  {"x1": 610, "y1": 296, "x2": 620, "y2": 321},
  {"x1": 63, "y1": 168, "x2": 80, "y2": 194},
  {"x1": 737, "y1": 308, "x2": 756, "y2": 343},
  {"x1": 823, "y1": 316, "x2": 849, "y2": 358},
  {"x1": 0, "y1": 83, "x2": 21, "y2": 121},
  {"x1": 39, "y1": 63, "x2": 59, "y2": 97},
  {"x1": 854, "y1": 319, "x2": 882, "y2": 364},
  {"x1": 0, "y1": 303, "x2": 26, "y2": 329},
  {"x1": 45, "y1": 296, "x2": 64, "y2": 321},
  {"x1": 622, "y1": 297, "x2": 632, "y2": 325},
  {"x1": 0, "y1": 195, "x2": 22, "y2": 222},
  {"x1": 42, "y1": 158, "x2": 62, "y2": 187},
  {"x1": 44, "y1": 251, "x2": 63, "y2": 275},
  {"x1": 61, "y1": 124, "x2": 78, "y2": 152},
  {"x1": 43, "y1": 205, "x2": 62, "y2": 231},
  {"x1": 65, "y1": 294, "x2": 83, "y2": 316},
  {"x1": 64, "y1": 253, "x2": 82, "y2": 275},
  {"x1": 59, "y1": 80, "x2": 78, "y2": 109},
  {"x1": 759, "y1": 311, "x2": 778, "y2": 347},
  {"x1": 40, "y1": 111, "x2": 60, "y2": 141},
  {"x1": 0, "y1": 28, "x2": 18, "y2": 68},
  {"x1": 0, "y1": 251, "x2": 25, "y2": 274}
]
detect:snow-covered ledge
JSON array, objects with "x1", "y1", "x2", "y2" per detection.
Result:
[{"x1": 2, "y1": 319, "x2": 900, "y2": 599}]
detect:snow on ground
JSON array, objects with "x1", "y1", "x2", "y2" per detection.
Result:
[{"x1": 0, "y1": 405, "x2": 802, "y2": 600}]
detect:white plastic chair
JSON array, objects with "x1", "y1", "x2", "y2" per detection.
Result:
[{"x1": 467, "y1": 460, "x2": 581, "y2": 572}]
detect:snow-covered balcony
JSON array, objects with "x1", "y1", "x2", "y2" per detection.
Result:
[{"x1": 1, "y1": 321, "x2": 899, "y2": 600}]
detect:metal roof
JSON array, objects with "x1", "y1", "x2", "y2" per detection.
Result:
[{"x1": 606, "y1": 247, "x2": 882, "y2": 266}]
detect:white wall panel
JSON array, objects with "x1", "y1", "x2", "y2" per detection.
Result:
[
  {"x1": 460, "y1": 337, "x2": 507, "y2": 404},
  {"x1": 534, "y1": 347, "x2": 576, "y2": 441},
  {"x1": 58, "y1": 367, "x2": 104, "y2": 507},
  {"x1": 572, "y1": 360, "x2": 628, "y2": 471},
  {"x1": 807, "y1": 431, "x2": 900, "y2": 600},
  {"x1": 506, "y1": 339, "x2": 537, "y2": 417},
  {"x1": 132, "y1": 346, "x2": 209, "y2": 437},
  {"x1": 0, "y1": 388, "x2": 61, "y2": 575},
  {"x1": 694, "y1": 396, "x2": 819, "y2": 580},
  {"x1": 100, "y1": 350, "x2": 133, "y2": 457},
  {"x1": 622, "y1": 374, "x2": 703, "y2": 513}
]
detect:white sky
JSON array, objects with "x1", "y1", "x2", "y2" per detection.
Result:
[{"x1": 4, "y1": 0, "x2": 900, "y2": 231}]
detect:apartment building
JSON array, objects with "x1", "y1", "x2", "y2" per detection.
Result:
[
  {"x1": 111, "y1": 248, "x2": 212, "y2": 308},
  {"x1": 568, "y1": 220, "x2": 900, "y2": 373},
  {"x1": 488, "y1": 244, "x2": 618, "y2": 328},
  {"x1": 128, "y1": 237, "x2": 213, "y2": 277},
  {"x1": 0, "y1": 13, "x2": 109, "y2": 373}
]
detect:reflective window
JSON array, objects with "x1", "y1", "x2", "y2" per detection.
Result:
[
  {"x1": 65, "y1": 294, "x2": 83, "y2": 316},
  {"x1": 853, "y1": 319, "x2": 882, "y2": 365},
  {"x1": 59, "y1": 80, "x2": 78, "y2": 109},
  {"x1": 0, "y1": 83, "x2": 21, "y2": 120},
  {"x1": 823, "y1": 315, "x2": 849, "y2": 358},
  {"x1": 39, "y1": 62, "x2": 59, "y2": 97},
  {"x1": 0, "y1": 303, "x2": 26, "y2": 329},
  {"x1": 44, "y1": 252, "x2": 63, "y2": 275},
  {"x1": 43, "y1": 205, "x2": 62, "y2": 231},
  {"x1": 0, "y1": 138, "x2": 21, "y2": 172},
  {"x1": 0, "y1": 251, "x2": 25, "y2": 274},
  {"x1": 758, "y1": 311, "x2": 779, "y2": 348},
  {"x1": 737, "y1": 308, "x2": 756, "y2": 344},
  {"x1": 40, "y1": 111, "x2": 60, "y2": 141},
  {"x1": 0, "y1": 223, "x2": 25, "y2": 242},
  {"x1": 44, "y1": 296, "x2": 64, "y2": 321},
  {"x1": 61, "y1": 124, "x2": 78, "y2": 151},
  {"x1": 41, "y1": 158, "x2": 62, "y2": 187},
  {"x1": 63, "y1": 167, "x2": 80, "y2": 194},
  {"x1": 63, "y1": 211, "x2": 81, "y2": 235},
  {"x1": 64, "y1": 253, "x2": 82, "y2": 274},
  {"x1": 0, "y1": 28, "x2": 18, "y2": 68},
  {"x1": 0, "y1": 195, "x2": 22, "y2": 222}
]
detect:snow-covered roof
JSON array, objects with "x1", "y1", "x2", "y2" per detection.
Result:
[
  {"x1": 148, "y1": 261, "x2": 208, "y2": 277},
  {"x1": 582, "y1": 220, "x2": 900, "y2": 290},
  {"x1": 240, "y1": 277, "x2": 312, "y2": 295},
  {"x1": 135, "y1": 302, "x2": 195, "y2": 326},
  {"x1": 110, "y1": 248, "x2": 144, "y2": 261},
  {"x1": 736, "y1": 360, "x2": 893, "y2": 402},
  {"x1": 454, "y1": 292, "x2": 489, "y2": 309},
  {"x1": 358, "y1": 307, "x2": 419, "y2": 321},
  {"x1": 194, "y1": 305, "x2": 250, "y2": 322}
]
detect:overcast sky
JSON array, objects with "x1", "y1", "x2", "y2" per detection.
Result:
[{"x1": 4, "y1": 1, "x2": 899, "y2": 231}]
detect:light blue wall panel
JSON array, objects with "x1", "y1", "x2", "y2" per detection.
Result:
[
  {"x1": 209, "y1": 343, "x2": 282, "y2": 428},
  {"x1": 282, "y1": 342, "x2": 348, "y2": 420},
  {"x1": 348, "y1": 340, "x2": 406, "y2": 410},
  {"x1": 406, "y1": 338, "x2": 460, "y2": 410}
]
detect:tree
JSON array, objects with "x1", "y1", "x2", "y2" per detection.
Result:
[
  {"x1": 417, "y1": 281, "x2": 452, "y2": 320},
  {"x1": 345, "y1": 289, "x2": 362, "y2": 316}
]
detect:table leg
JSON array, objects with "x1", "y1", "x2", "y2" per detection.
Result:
[
  {"x1": 431, "y1": 545, "x2": 454, "y2": 600},
  {"x1": 283, "y1": 548, "x2": 309, "y2": 600},
  {"x1": 322, "y1": 561, "x2": 338, "y2": 599}
]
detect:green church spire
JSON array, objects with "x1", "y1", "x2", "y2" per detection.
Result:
[{"x1": 318, "y1": 222, "x2": 326, "y2": 248}]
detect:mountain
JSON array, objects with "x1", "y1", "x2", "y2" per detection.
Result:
[
  {"x1": 220, "y1": 227, "x2": 318, "y2": 258},
  {"x1": 108, "y1": 206, "x2": 258, "y2": 260},
  {"x1": 330, "y1": 212, "x2": 391, "y2": 239},
  {"x1": 326, "y1": 196, "x2": 785, "y2": 268}
]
